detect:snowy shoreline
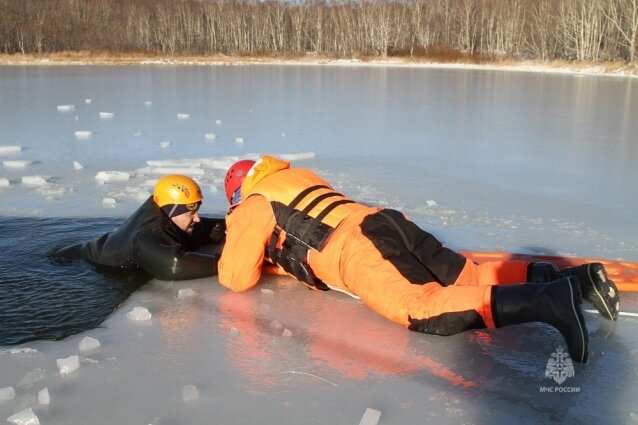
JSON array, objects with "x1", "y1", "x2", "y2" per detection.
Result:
[{"x1": 1, "y1": 54, "x2": 637, "y2": 79}]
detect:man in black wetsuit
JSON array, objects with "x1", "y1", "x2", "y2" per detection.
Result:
[{"x1": 52, "y1": 174, "x2": 225, "y2": 281}]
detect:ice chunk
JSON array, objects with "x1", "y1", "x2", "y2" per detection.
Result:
[
  {"x1": 85, "y1": 99, "x2": 92, "y2": 104},
  {"x1": 160, "y1": 141, "x2": 171, "y2": 148},
  {"x1": 131, "y1": 188, "x2": 151, "y2": 202},
  {"x1": 230, "y1": 327, "x2": 240, "y2": 337},
  {"x1": 177, "y1": 113, "x2": 190, "y2": 120},
  {"x1": 79, "y1": 336, "x2": 101, "y2": 352},
  {"x1": 204, "y1": 133, "x2": 216, "y2": 141},
  {"x1": 102, "y1": 197, "x2": 117, "y2": 208},
  {"x1": 145, "y1": 101, "x2": 153, "y2": 106},
  {"x1": 177, "y1": 288, "x2": 196, "y2": 299},
  {"x1": 133, "y1": 131, "x2": 142, "y2": 137},
  {"x1": 99, "y1": 112, "x2": 114, "y2": 119},
  {"x1": 0, "y1": 178, "x2": 9, "y2": 188},
  {"x1": 426, "y1": 200, "x2": 437, "y2": 207},
  {"x1": 282, "y1": 329, "x2": 293, "y2": 337},
  {"x1": 0, "y1": 145, "x2": 21, "y2": 154},
  {"x1": 37, "y1": 387, "x2": 50, "y2": 405},
  {"x1": 0, "y1": 386, "x2": 16, "y2": 401},
  {"x1": 146, "y1": 159, "x2": 203, "y2": 167},
  {"x1": 127, "y1": 306, "x2": 152, "y2": 321},
  {"x1": 260, "y1": 288, "x2": 274, "y2": 296},
  {"x1": 57, "y1": 355, "x2": 80, "y2": 375},
  {"x1": 74, "y1": 131, "x2": 92, "y2": 139},
  {"x1": 17, "y1": 368, "x2": 45, "y2": 388},
  {"x1": 182, "y1": 385, "x2": 199, "y2": 402},
  {"x1": 95, "y1": 171, "x2": 130, "y2": 184},
  {"x1": 215, "y1": 119, "x2": 221, "y2": 125},
  {"x1": 7, "y1": 408, "x2": 40, "y2": 425},
  {"x1": 14, "y1": 394, "x2": 35, "y2": 412},
  {"x1": 358, "y1": 408, "x2": 381, "y2": 425},
  {"x1": 21, "y1": 176, "x2": 47, "y2": 186},
  {"x1": 73, "y1": 161, "x2": 84, "y2": 170},
  {"x1": 270, "y1": 320, "x2": 282, "y2": 331},
  {"x1": 57, "y1": 104, "x2": 75, "y2": 112},
  {"x1": 0, "y1": 348, "x2": 38, "y2": 355},
  {"x1": 38, "y1": 184, "x2": 72, "y2": 199},
  {"x1": 3, "y1": 160, "x2": 33, "y2": 168},
  {"x1": 235, "y1": 137, "x2": 244, "y2": 145},
  {"x1": 147, "y1": 167, "x2": 205, "y2": 176},
  {"x1": 279, "y1": 152, "x2": 316, "y2": 161}
]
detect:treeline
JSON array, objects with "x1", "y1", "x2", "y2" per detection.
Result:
[{"x1": 0, "y1": 0, "x2": 636, "y2": 64}]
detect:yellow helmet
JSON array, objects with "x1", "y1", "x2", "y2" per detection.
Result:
[{"x1": 153, "y1": 174, "x2": 203, "y2": 217}]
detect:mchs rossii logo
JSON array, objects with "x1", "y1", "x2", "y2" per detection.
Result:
[{"x1": 540, "y1": 347, "x2": 581, "y2": 393}]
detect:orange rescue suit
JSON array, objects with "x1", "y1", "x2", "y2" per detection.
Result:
[{"x1": 218, "y1": 156, "x2": 529, "y2": 335}]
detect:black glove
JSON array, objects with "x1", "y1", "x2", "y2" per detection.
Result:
[{"x1": 209, "y1": 220, "x2": 226, "y2": 243}]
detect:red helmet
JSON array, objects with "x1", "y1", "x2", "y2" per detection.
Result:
[{"x1": 224, "y1": 159, "x2": 255, "y2": 205}]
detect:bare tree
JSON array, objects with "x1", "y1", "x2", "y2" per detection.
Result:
[
  {"x1": 491, "y1": 0, "x2": 526, "y2": 58},
  {"x1": 605, "y1": 0, "x2": 638, "y2": 63},
  {"x1": 0, "y1": 0, "x2": 635, "y2": 65},
  {"x1": 559, "y1": 0, "x2": 606, "y2": 61},
  {"x1": 525, "y1": 0, "x2": 560, "y2": 60},
  {"x1": 289, "y1": 3, "x2": 310, "y2": 53},
  {"x1": 456, "y1": 0, "x2": 479, "y2": 53}
]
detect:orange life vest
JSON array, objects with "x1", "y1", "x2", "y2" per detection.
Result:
[{"x1": 242, "y1": 156, "x2": 368, "y2": 289}]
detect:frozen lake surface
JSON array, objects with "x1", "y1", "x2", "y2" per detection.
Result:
[{"x1": 1, "y1": 65, "x2": 637, "y2": 424}]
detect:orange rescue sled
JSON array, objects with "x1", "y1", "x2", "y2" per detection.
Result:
[{"x1": 461, "y1": 251, "x2": 638, "y2": 292}]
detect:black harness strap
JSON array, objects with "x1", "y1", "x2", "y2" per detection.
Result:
[
  {"x1": 302, "y1": 199, "x2": 355, "y2": 244},
  {"x1": 265, "y1": 184, "x2": 351, "y2": 291},
  {"x1": 290, "y1": 184, "x2": 331, "y2": 209},
  {"x1": 274, "y1": 184, "x2": 331, "y2": 243},
  {"x1": 267, "y1": 223, "x2": 283, "y2": 263},
  {"x1": 301, "y1": 191, "x2": 343, "y2": 215},
  {"x1": 315, "y1": 199, "x2": 355, "y2": 222}
]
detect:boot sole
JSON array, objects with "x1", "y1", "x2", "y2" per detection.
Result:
[{"x1": 585, "y1": 263, "x2": 620, "y2": 321}]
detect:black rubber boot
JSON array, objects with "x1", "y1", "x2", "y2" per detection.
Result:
[
  {"x1": 492, "y1": 277, "x2": 589, "y2": 363},
  {"x1": 528, "y1": 262, "x2": 620, "y2": 321}
]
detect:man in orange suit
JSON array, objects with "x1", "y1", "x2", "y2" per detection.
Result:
[{"x1": 218, "y1": 155, "x2": 620, "y2": 363}]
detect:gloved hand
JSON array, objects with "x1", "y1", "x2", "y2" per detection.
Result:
[{"x1": 209, "y1": 220, "x2": 226, "y2": 243}]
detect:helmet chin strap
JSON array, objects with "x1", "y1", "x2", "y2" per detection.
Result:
[
  {"x1": 162, "y1": 201, "x2": 202, "y2": 218},
  {"x1": 167, "y1": 203, "x2": 179, "y2": 218}
]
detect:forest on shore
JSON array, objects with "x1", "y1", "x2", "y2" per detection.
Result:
[{"x1": 0, "y1": 0, "x2": 636, "y2": 66}]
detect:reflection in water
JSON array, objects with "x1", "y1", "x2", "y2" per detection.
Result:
[{"x1": 215, "y1": 284, "x2": 476, "y2": 394}]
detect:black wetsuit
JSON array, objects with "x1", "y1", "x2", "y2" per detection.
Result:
[{"x1": 52, "y1": 197, "x2": 225, "y2": 281}]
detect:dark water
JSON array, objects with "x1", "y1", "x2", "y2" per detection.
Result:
[{"x1": 0, "y1": 217, "x2": 150, "y2": 346}]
